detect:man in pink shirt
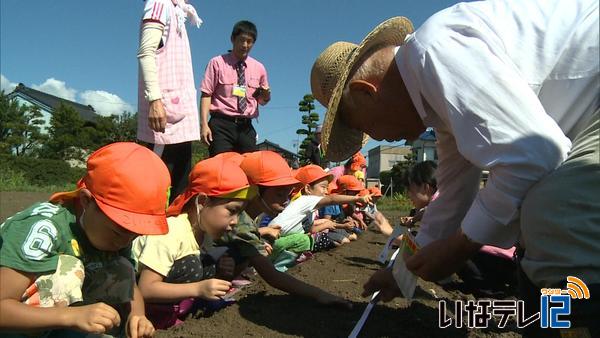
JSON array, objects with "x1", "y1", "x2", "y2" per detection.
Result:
[{"x1": 200, "y1": 20, "x2": 271, "y2": 156}]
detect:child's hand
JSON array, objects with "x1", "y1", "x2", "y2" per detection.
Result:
[
  {"x1": 67, "y1": 302, "x2": 121, "y2": 334},
  {"x1": 259, "y1": 225, "x2": 281, "y2": 240},
  {"x1": 264, "y1": 242, "x2": 273, "y2": 256},
  {"x1": 216, "y1": 254, "x2": 235, "y2": 280},
  {"x1": 127, "y1": 314, "x2": 155, "y2": 338},
  {"x1": 358, "y1": 194, "x2": 372, "y2": 205},
  {"x1": 316, "y1": 293, "x2": 353, "y2": 310},
  {"x1": 338, "y1": 220, "x2": 355, "y2": 230},
  {"x1": 196, "y1": 278, "x2": 232, "y2": 300}
]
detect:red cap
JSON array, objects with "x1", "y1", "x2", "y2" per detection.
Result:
[
  {"x1": 240, "y1": 151, "x2": 301, "y2": 187},
  {"x1": 167, "y1": 156, "x2": 256, "y2": 217},
  {"x1": 336, "y1": 175, "x2": 364, "y2": 192},
  {"x1": 295, "y1": 165, "x2": 333, "y2": 186},
  {"x1": 369, "y1": 186, "x2": 383, "y2": 197},
  {"x1": 350, "y1": 152, "x2": 367, "y2": 171},
  {"x1": 50, "y1": 142, "x2": 171, "y2": 235}
]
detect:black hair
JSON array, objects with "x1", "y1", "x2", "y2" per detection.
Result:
[
  {"x1": 231, "y1": 20, "x2": 257, "y2": 42},
  {"x1": 407, "y1": 161, "x2": 437, "y2": 190}
]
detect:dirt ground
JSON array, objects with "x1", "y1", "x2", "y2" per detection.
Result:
[
  {"x1": 1, "y1": 193, "x2": 521, "y2": 338},
  {"x1": 0, "y1": 191, "x2": 52, "y2": 221},
  {"x1": 156, "y1": 211, "x2": 520, "y2": 338}
]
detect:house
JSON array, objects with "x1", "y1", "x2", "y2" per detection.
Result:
[
  {"x1": 256, "y1": 139, "x2": 299, "y2": 168},
  {"x1": 366, "y1": 145, "x2": 412, "y2": 178},
  {"x1": 7, "y1": 83, "x2": 99, "y2": 133},
  {"x1": 411, "y1": 129, "x2": 437, "y2": 163}
]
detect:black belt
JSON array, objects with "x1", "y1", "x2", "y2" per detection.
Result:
[{"x1": 210, "y1": 112, "x2": 252, "y2": 125}]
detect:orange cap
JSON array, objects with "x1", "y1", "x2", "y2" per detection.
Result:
[
  {"x1": 49, "y1": 142, "x2": 171, "y2": 235},
  {"x1": 368, "y1": 186, "x2": 383, "y2": 197},
  {"x1": 350, "y1": 152, "x2": 367, "y2": 171},
  {"x1": 337, "y1": 175, "x2": 363, "y2": 192},
  {"x1": 295, "y1": 165, "x2": 333, "y2": 186},
  {"x1": 167, "y1": 156, "x2": 257, "y2": 217},
  {"x1": 328, "y1": 181, "x2": 339, "y2": 194},
  {"x1": 240, "y1": 151, "x2": 301, "y2": 187},
  {"x1": 213, "y1": 151, "x2": 244, "y2": 165}
]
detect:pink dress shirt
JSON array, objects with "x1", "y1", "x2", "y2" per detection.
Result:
[{"x1": 200, "y1": 53, "x2": 269, "y2": 118}]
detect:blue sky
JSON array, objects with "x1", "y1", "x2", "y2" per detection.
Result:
[{"x1": 1, "y1": 0, "x2": 460, "y2": 155}]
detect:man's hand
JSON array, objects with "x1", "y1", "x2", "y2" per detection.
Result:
[
  {"x1": 362, "y1": 268, "x2": 401, "y2": 302},
  {"x1": 127, "y1": 314, "x2": 155, "y2": 338},
  {"x1": 405, "y1": 229, "x2": 482, "y2": 281},
  {"x1": 257, "y1": 86, "x2": 271, "y2": 105},
  {"x1": 201, "y1": 122, "x2": 212, "y2": 145},
  {"x1": 148, "y1": 99, "x2": 167, "y2": 133}
]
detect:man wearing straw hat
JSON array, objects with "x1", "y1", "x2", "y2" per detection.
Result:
[{"x1": 311, "y1": 0, "x2": 598, "y2": 335}]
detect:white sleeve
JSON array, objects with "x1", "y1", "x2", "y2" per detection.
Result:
[
  {"x1": 269, "y1": 196, "x2": 322, "y2": 235},
  {"x1": 137, "y1": 22, "x2": 164, "y2": 102},
  {"x1": 416, "y1": 128, "x2": 482, "y2": 246},
  {"x1": 418, "y1": 32, "x2": 571, "y2": 248}
]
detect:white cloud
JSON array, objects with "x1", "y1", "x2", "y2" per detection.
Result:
[
  {"x1": 79, "y1": 90, "x2": 135, "y2": 116},
  {"x1": 9, "y1": 76, "x2": 133, "y2": 116},
  {"x1": 32, "y1": 78, "x2": 77, "y2": 101},
  {"x1": 1, "y1": 74, "x2": 17, "y2": 93}
]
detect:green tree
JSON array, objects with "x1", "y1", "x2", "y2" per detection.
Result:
[
  {"x1": 42, "y1": 103, "x2": 87, "y2": 160},
  {"x1": 295, "y1": 94, "x2": 320, "y2": 165},
  {"x1": 85, "y1": 112, "x2": 138, "y2": 150},
  {"x1": 0, "y1": 91, "x2": 46, "y2": 156},
  {"x1": 379, "y1": 152, "x2": 417, "y2": 195}
]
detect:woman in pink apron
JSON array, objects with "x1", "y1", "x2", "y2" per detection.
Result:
[{"x1": 137, "y1": 0, "x2": 202, "y2": 202}]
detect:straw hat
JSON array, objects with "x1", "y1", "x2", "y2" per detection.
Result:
[{"x1": 310, "y1": 17, "x2": 414, "y2": 161}]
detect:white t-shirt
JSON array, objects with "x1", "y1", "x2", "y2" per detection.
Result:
[
  {"x1": 397, "y1": 0, "x2": 599, "y2": 248},
  {"x1": 142, "y1": 0, "x2": 173, "y2": 43},
  {"x1": 269, "y1": 195, "x2": 322, "y2": 236}
]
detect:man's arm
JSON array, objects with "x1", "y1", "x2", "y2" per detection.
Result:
[{"x1": 417, "y1": 35, "x2": 569, "y2": 247}]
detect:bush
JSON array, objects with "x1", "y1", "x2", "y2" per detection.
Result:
[
  {"x1": 0, "y1": 166, "x2": 29, "y2": 190},
  {"x1": 0, "y1": 154, "x2": 85, "y2": 188}
]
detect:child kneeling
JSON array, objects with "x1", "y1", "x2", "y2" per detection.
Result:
[
  {"x1": 133, "y1": 156, "x2": 255, "y2": 329},
  {"x1": 0, "y1": 142, "x2": 169, "y2": 338}
]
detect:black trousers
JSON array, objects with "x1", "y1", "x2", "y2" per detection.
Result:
[
  {"x1": 144, "y1": 141, "x2": 192, "y2": 204},
  {"x1": 208, "y1": 113, "x2": 257, "y2": 157}
]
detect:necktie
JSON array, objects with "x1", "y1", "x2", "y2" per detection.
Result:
[{"x1": 236, "y1": 61, "x2": 247, "y2": 114}]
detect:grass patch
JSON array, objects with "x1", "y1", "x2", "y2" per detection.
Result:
[
  {"x1": 376, "y1": 193, "x2": 413, "y2": 214},
  {"x1": 0, "y1": 167, "x2": 76, "y2": 192}
]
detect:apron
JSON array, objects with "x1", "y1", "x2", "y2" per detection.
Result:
[{"x1": 137, "y1": 2, "x2": 200, "y2": 145}]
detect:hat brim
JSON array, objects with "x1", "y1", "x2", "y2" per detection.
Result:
[
  {"x1": 96, "y1": 198, "x2": 168, "y2": 236},
  {"x1": 308, "y1": 173, "x2": 334, "y2": 185},
  {"x1": 219, "y1": 185, "x2": 258, "y2": 200},
  {"x1": 259, "y1": 176, "x2": 303, "y2": 188},
  {"x1": 49, "y1": 188, "x2": 83, "y2": 204},
  {"x1": 322, "y1": 17, "x2": 414, "y2": 161}
]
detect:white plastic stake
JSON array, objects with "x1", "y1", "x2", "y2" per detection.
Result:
[{"x1": 348, "y1": 249, "x2": 400, "y2": 338}]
